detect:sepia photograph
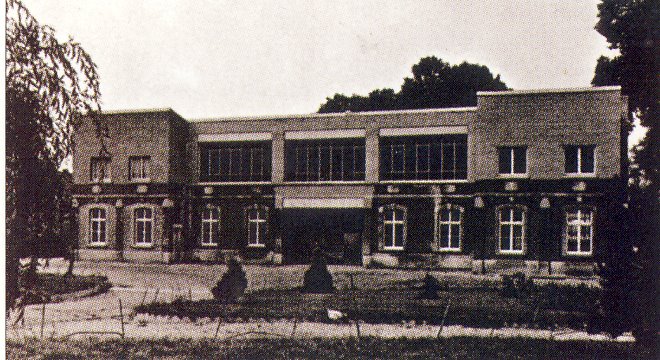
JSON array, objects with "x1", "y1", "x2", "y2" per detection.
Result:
[{"x1": 4, "y1": 0, "x2": 658, "y2": 358}]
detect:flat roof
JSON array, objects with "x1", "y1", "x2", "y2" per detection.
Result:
[{"x1": 477, "y1": 85, "x2": 621, "y2": 96}]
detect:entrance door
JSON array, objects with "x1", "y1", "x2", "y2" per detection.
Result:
[{"x1": 281, "y1": 208, "x2": 364, "y2": 265}]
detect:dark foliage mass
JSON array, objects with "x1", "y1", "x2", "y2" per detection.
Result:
[
  {"x1": 302, "y1": 251, "x2": 334, "y2": 293},
  {"x1": 419, "y1": 273, "x2": 441, "y2": 299},
  {"x1": 211, "y1": 257, "x2": 248, "y2": 304},
  {"x1": 318, "y1": 56, "x2": 508, "y2": 113},
  {"x1": 592, "y1": 0, "x2": 659, "y2": 344}
]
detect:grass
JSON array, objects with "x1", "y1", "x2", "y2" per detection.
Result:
[
  {"x1": 135, "y1": 276, "x2": 600, "y2": 330},
  {"x1": 21, "y1": 273, "x2": 112, "y2": 304},
  {"x1": 6, "y1": 337, "x2": 652, "y2": 359}
]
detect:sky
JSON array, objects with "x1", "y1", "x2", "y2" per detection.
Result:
[{"x1": 22, "y1": 0, "x2": 619, "y2": 119}]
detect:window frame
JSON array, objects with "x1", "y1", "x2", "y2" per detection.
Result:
[
  {"x1": 498, "y1": 146, "x2": 527, "y2": 176},
  {"x1": 200, "y1": 141, "x2": 272, "y2": 182},
  {"x1": 436, "y1": 204, "x2": 463, "y2": 252},
  {"x1": 200, "y1": 206, "x2": 221, "y2": 247},
  {"x1": 129, "y1": 156, "x2": 151, "y2": 182},
  {"x1": 563, "y1": 207, "x2": 595, "y2": 256},
  {"x1": 284, "y1": 138, "x2": 365, "y2": 182},
  {"x1": 564, "y1": 145, "x2": 596, "y2": 175},
  {"x1": 246, "y1": 204, "x2": 268, "y2": 248},
  {"x1": 380, "y1": 204, "x2": 407, "y2": 251},
  {"x1": 133, "y1": 207, "x2": 154, "y2": 247},
  {"x1": 90, "y1": 157, "x2": 111, "y2": 183},
  {"x1": 88, "y1": 208, "x2": 107, "y2": 246},
  {"x1": 497, "y1": 205, "x2": 526, "y2": 255}
]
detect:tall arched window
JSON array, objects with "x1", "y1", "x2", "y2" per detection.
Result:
[
  {"x1": 564, "y1": 207, "x2": 594, "y2": 256},
  {"x1": 89, "y1": 208, "x2": 107, "y2": 245},
  {"x1": 497, "y1": 206, "x2": 526, "y2": 254},
  {"x1": 201, "y1": 207, "x2": 220, "y2": 246},
  {"x1": 380, "y1": 205, "x2": 407, "y2": 251},
  {"x1": 437, "y1": 205, "x2": 462, "y2": 251},
  {"x1": 246, "y1": 205, "x2": 268, "y2": 247}
]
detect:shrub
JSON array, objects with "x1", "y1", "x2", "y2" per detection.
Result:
[
  {"x1": 211, "y1": 257, "x2": 247, "y2": 304},
  {"x1": 419, "y1": 273, "x2": 441, "y2": 299},
  {"x1": 302, "y1": 250, "x2": 334, "y2": 293},
  {"x1": 500, "y1": 272, "x2": 534, "y2": 298}
]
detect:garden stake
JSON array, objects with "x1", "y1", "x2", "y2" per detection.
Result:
[
  {"x1": 291, "y1": 318, "x2": 298, "y2": 337},
  {"x1": 140, "y1": 289, "x2": 149, "y2": 306},
  {"x1": 214, "y1": 301, "x2": 226, "y2": 338},
  {"x1": 40, "y1": 303, "x2": 46, "y2": 339},
  {"x1": 436, "y1": 299, "x2": 451, "y2": 339},
  {"x1": 189, "y1": 288, "x2": 193, "y2": 301},
  {"x1": 355, "y1": 321, "x2": 361, "y2": 340},
  {"x1": 153, "y1": 288, "x2": 160, "y2": 302},
  {"x1": 349, "y1": 273, "x2": 355, "y2": 290},
  {"x1": 119, "y1": 298, "x2": 125, "y2": 338}
]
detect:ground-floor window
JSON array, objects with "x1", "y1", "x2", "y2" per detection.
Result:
[
  {"x1": 247, "y1": 205, "x2": 267, "y2": 247},
  {"x1": 381, "y1": 205, "x2": 407, "y2": 250},
  {"x1": 498, "y1": 206, "x2": 525, "y2": 254},
  {"x1": 201, "y1": 207, "x2": 220, "y2": 246},
  {"x1": 134, "y1": 207, "x2": 153, "y2": 246},
  {"x1": 438, "y1": 205, "x2": 462, "y2": 251},
  {"x1": 565, "y1": 208, "x2": 594, "y2": 256},
  {"x1": 89, "y1": 208, "x2": 107, "y2": 245}
]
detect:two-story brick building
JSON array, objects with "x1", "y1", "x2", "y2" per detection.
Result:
[{"x1": 72, "y1": 86, "x2": 628, "y2": 274}]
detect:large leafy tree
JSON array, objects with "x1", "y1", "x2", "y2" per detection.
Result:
[
  {"x1": 6, "y1": 0, "x2": 103, "y2": 310},
  {"x1": 592, "y1": 0, "x2": 658, "y2": 344},
  {"x1": 318, "y1": 56, "x2": 507, "y2": 113}
]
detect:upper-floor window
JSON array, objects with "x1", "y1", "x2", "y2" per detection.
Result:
[
  {"x1": 564, "y1": 208, "x2": 594, "y2": 256},
  {"x1": 564, "y1": 145, "x2": 595, "y2": 175},
  {"x1": 498, "y1": 206, "x2": 526, "y2": 254},
  {"x1": 498, "y1": 147, "x2": 527, "y2": 175},
  {"x1": 380, "y1": 205, "x2": 407, "y2": 251},
  {"x1": 200, "y1": 141, "x2": 272, "y2": 182},
  {"x1": 246, "y1": 205, "x2": 268, "y2": 247},
  {"x1": 89, "y1": 208, "x2": 107, "y2": 245},
  {"x1": 380, "y1": 135, "x2": 467, "y2": 181},
  {"x1": 129, "y1": 156, "x2": 151, "y2": 181},
  {"x1": 438, "y1": 205, "x2": 462, "y2": 251},
  {"x1": 90, "y1": 157, "x2": 111, "y2": 182},
  {"x1": 285, "y1": 138, "x2": 365, "y2": 182},
  {"x1": 201, "y1": 207, "x2": 220, "y2": 246},
  {"x1": 134, "y1": 207, "x2": 153, "y2": 246}
]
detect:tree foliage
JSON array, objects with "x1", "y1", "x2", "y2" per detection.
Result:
[
  {"x1": 592, "y1": 0, "x2": 658, "y2": 344},
  {"x1": 5, "y1": 0, "x2": 103, "y2": 310},
  {"x1": 318, "y1": 56, "x2": 507, "y2": 113}
]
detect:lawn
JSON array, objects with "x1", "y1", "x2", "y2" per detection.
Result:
[
  {"x1": 6, "y1": 337, "x2": 652, "y2": 359},
  {"x1": 135, "y1": 274, "x2": 600, "y2": 330},
  {"x1": 21, "y1": 273, "x2": 112, "y2": 305}
]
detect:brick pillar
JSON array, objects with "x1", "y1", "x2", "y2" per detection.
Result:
[
  {"x1": 272, "y1": 130, "x2": 285, "y2": 183},
  {"x1": 365, "y1": 126, "x2": 379, "y2": 183},
  {"x1": 361, "y1": 206, "x2": 373, "y2": 266}
]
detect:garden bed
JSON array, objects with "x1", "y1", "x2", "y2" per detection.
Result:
[
  {"x1": 7, "y1": 337, "x2": 651, "y2": 359},
  {"x1": 21, "y1": 273, "x2": 112, "y2": 305},
  {"x1": 135, "y1": 277, "x2": 600, "y2": 330}
]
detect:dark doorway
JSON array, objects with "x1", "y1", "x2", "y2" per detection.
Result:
[{"x1": 281, "y1": 208, "x2": 364, "y2": 265}]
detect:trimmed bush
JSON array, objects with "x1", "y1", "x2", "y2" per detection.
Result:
[
  {"x1": 211, "y1": 257, "x2": 247, "y2": 304},
  {"x1": 419, "y1": 273, "x2": 441, "y2": 299},
  {"x1": 500, "y1": 272, "x2": 534, "y2": 298},
  {"x1": 302, "y1": 250, "x2": 334, "y2": 293}
]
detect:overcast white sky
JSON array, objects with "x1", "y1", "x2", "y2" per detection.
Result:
[{"x1": 22, "y1": 0, "x2": 619, "y2": 119}]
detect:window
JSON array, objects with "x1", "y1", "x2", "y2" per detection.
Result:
[
  {"x1": 564, "y1": 145, "x2": 595, "y2": 174},
  {"x1": 498, "y1": 206, "x2": 525, "y2": 254},
  {"x1": 380, "y1": 135, "x2": 467, "y2": 181},
  {"x1": 438, "y1": 205, "x2": 462, "y2": 251},
  {"x1": 381, "y1": 205, "x2": 407, "y2": 250},
  {"x1": 565, "y1": 208, "x2": 593, "y2": 255},
  {"x1": 89, "y1": 208, "x2": 107, "y2": 245},
  {"x1": 284, "y1": 138, "x2": 365, "y2": 181},
  {"x1": 129, "y1": 156, "x2": 151, "y2": 181},
  {"x1": 498, "y1": 147, "x2": 527, "y2": 175},
  {"x1": 200, "y1": 141, "x2": 272, "y2": 182},
  {"x1": 201, "y1": 208, "x2": 220, "y2": 246},
  {"x1": 134, "y1": 208, "x2": 153, "y2": 245},
  {"x1": 90, "y1": 157, "x2": 111, "y2": 182},
  {"x1": 247, "y1": 206, "x2": 267, "y2": 247}
]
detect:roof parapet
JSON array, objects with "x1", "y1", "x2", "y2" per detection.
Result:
[{"x1": 477, "y1": 86, "x2": 621, "y2": 96}]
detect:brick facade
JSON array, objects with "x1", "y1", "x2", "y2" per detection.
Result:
[{"x1": 72, "y1": 86, "x2": 628, "y2": 274}]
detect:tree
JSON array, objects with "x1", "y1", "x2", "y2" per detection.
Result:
[
  {"x1": 592, "y1": 0, "x2": 659, "y2": 344},
  {"x1": 318, "y1": 56, "x2": 508, "y2": 113},
  {"x1": 6, "y1": 0, "x2": 103, "y2": 311}
]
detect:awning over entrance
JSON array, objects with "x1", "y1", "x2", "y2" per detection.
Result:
[{"x1": 282, "y1": 198, "x2": 366, "y2": 208}]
